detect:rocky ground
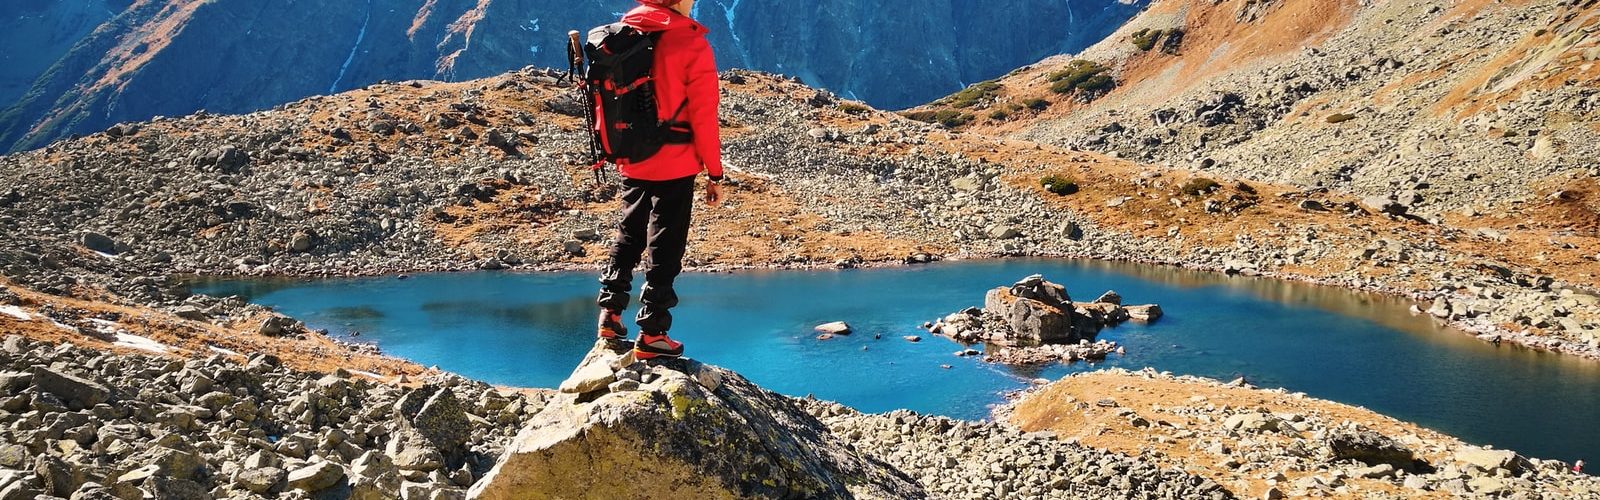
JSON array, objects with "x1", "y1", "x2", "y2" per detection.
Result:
[
  {"x1": 0, "y1": 334, "x2": 547, "y2": 499},
  {"x1": 5, "y1": 327, "x2": 1597, "y2": 499},
  {"x1": 1, "y1": 1, "x2": 1599, "y2": 496},
  {"x1": 803, "y1": 401, "x2": 1232, "y2": 499},
  {"x1": 1006, "y1": 368, "x2": 1600, "y2": 499}
]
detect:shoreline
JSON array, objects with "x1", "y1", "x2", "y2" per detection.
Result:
[{"x1": 183, "y1": 250, "x2": 1600, "y2": 364}]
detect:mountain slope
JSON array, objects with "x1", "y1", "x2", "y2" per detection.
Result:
[
  {"x1": 920, "y1": 0, "x2": 1600, "y2": 219},
  {"x1": 0, "y1": 0, "x2": 1148, "y2": 153}
]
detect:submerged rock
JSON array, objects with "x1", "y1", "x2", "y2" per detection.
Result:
[{"x1": 470, "y1": 344, "x2": 923, "y2": 499}]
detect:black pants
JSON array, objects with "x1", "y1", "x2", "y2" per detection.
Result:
[{"x1": 597, "y1": 175, "x2": 696, "y2": 333}]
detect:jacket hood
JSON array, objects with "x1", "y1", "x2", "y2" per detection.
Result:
[{"x1": 622, "y1": 5, "x2": 708, "y2": 34}]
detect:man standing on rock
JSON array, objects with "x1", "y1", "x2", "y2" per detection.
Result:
[{"x1": 596, "y1": 0, "x2": 723, "y2": 360}]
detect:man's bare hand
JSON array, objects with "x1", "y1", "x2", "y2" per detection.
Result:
[{"x1": 705, "y1": 181, "x2": 723, "y2": 206}]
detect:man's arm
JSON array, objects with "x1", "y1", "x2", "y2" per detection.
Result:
[{"x1": 683, "y1": 37, "x2": 723, "y2": 181}]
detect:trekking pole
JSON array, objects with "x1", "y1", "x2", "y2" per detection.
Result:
[
  {"x1": 570, "y1": 29, "x2": 609, "y2": 186},
  {"x1": 562, "y1": 30, "x2": 581, "y2": 84}
]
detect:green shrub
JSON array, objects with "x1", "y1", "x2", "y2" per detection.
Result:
[
  {"x1": 1040, "y1": 174, "x2": 1080, "y2": 195},
  {"x1": 1023, "y1": 98, "x2": 1050, "y2": 110},
  {"x1": 1235, "y1": 182, "x2": 1258, "y2": 195},
  {"x1": 947, "y1": 81, "x2": 1002, "y2": 108},
  {"x1": 839, "y1": 102, "x2": 870, "y2": 114},
  {"x1": 1049, "y1": 60, "x2": 1114, "y2": 95},
  {"x1": 944, "y1": 112, "x2": 974, "y2": 127},
  {"x1": 901, "y1": 109, "x2": 975, "y2": 128},
  {"x1": 901, "y1": 110, "x2": 938, "y2": 123},
  {"x1": 1180, "y1": 178, "x2": 1220, "y2": 196},
  {"x1": 989, "y1": 109, "x2": 1010, "y2": 121},
  {"x1": 1077, "y1": 74, "x2": 1115, "y2": 93},
  {"x1": 1326, "y1": 113, "x2": 1356, "y2": 124},
  {"x1": 1132, "y1": 28, "x2": 1161, "y2": 51}
]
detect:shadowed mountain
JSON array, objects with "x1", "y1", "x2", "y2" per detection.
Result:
[{"x1": 0, "y1": 0, "x2": 1147, "y2": 153}]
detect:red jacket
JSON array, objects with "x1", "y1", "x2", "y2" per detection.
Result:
[{"x1": 618, "y1": 5, "x2": 723, "y2": 181}]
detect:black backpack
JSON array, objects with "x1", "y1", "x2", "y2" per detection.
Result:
[{"x1": 569, "y1": 23, "x2": 692, "y2": 175}]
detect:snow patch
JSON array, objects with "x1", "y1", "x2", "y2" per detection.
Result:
[
  {"x1": 92, "y1": 251, "x2": 121, "y2": 260},
  {"x1": 90, "y1": 319, "x2": 171, "y2": 353},
  {"x1": 0, "y1": 305, "x2": 30, "y2": 321},
  {"x1": 330, "y1": 0, "x2": 375, "y2": 94},
  {"x1": 716, "y1": 0, "x2": 753, "y2": 67},
  {"x1": 114, "y1": 333, "x2": 169, "y2": 354},
  {"x1": 524, "y1": 18, "x2": 541, "y2": 57},
  {"x1": 52, "y1": 319, "x2": 79, "y2": 333},
  {"x1": 350, "y1": 369, "x2": 385, "y2": 380}
]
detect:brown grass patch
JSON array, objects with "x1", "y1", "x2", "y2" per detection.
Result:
[
  {"x1": 1011, "y1": 372, "x2": 1459, "y2": 499},
  {"x1": 0, "y1": 279, "x2": 424, "y2": 379}
]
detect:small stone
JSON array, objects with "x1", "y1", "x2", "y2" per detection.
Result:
[
  {"x1": 559, "y1": 358, "x2": 616, "y2": 394},
  {"x1": 1093, "y1": 291, "x2": 1122, "y2": 305},
  {"x1": 1403, "y1": 475, "x2": 1430, "y2": 490},
  {"x1": 80, "y1": 232, "x2": 121, "y2": 255},
  {"x1": 235, "y1": 467, "x2": 287, "y2": 494},
  {"x1": 173, "y1": 305, "x2": 207, "y2": 320},
  {"x1": 287, "y1": 461, "x2": 346, "y2": 492},
  {"x1": 1357, "y1": 463, "x2": 1396, "y2": 479},
  {"x1": 562, "y1": 240, "x2": 585, "y2": 256},
  {"x1": 1467, "y1": 476, "x2": 1507, "y2": 496},
  {"x1": 289, "y1": 231, "x2": 315, "y2": 252}
]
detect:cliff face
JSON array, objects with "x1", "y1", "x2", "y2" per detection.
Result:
[
  {"x1": 0, "y1": 0, "x2": 1146, "y2": 153},
  {"x1": 0, "y1": 0, "x2": 126, "y2": 106},
  {"x1": 693, "y1": 0, "x2": 1147, "y2": 108}
]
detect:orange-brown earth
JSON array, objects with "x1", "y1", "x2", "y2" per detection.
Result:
[{"x1": 1012, "y1": 371, "x2": 1464, "y2": 499}]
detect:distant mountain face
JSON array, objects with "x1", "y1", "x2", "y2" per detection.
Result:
[{"x1": 0, "y1": 0, "x2": 1146, "y2": 153}]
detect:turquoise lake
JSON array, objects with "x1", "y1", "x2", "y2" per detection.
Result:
[{"x1": 196, "y1": 259, "x2": 1600, "y2": 466}]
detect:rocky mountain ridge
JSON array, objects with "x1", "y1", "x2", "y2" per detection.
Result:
[
  {"x1": 0, "y1": 0, "x2": 1148, "y2": 153},
  {"x1": 922, "y1": 0, "x2": 1600, "y2": 217}
]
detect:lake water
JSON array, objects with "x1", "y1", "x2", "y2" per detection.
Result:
[{"x1": 196, "y1": 259, "x2": 1600, "y2": 465}]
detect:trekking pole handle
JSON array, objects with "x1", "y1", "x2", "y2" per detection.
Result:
[{"x1": 568, "y1": 30, "x2": 581, "y2": 63}]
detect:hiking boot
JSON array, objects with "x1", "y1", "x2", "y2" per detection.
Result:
[
  {"x1": 634, "y1": 332, "x2": 684, "y2": 360},
  {"x1": 597, "y1": 309, "x2": 628, "y2": 341}
]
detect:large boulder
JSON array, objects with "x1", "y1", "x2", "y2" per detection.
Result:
[
  {"x1": 30, "y1": 367, "x2": 111, "y2": 409},
  {"x1": 392, "y1": 384, "x2": 471, "y2": 466},
  {"x1": 470, "y1": 343, "x2": 922, "y2": 499},
  {"x1": 1326, "y1": 427, "x2": 1422, "y2": 472},
  {"x1": 1453, "y1": 447, "x2": 1529, "y2": 475},
  {"x1": 982, "y1": 275, "x2": 1081, "y2": 345}
]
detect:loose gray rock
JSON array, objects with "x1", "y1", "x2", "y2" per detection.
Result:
[
  {"x1": 287, "y1": 461, "x2": 346, "y2": 492},
  {"x1": 30, "y1": 367, "x2": 111, "y2": 409}
]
